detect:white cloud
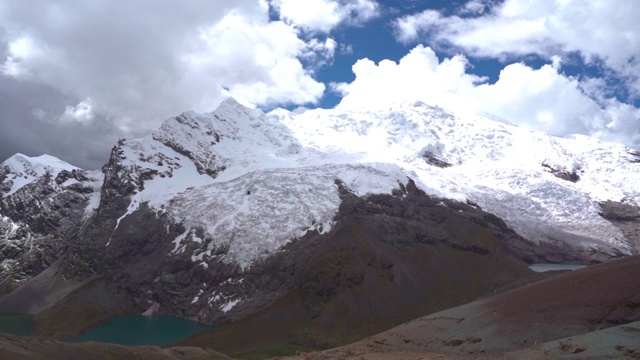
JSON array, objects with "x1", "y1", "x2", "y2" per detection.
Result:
[
  {"x1": 0, "y1": 0, "x2": 329, "y2": 133},
  {"x1": 272, "y1": 0, "x2": 341, "y2": 32},
  {"x1": 394, "y1": 0, "x2": 640, "y2": 97},
  {"x1": 456, "y1": 0, "x2": 496, "y2": 16},
  {"x1": 271, "y1": 0, "x2": 379, "y2": 33},
  {"x1": 394, "y1": 10, "x2": 442, "y2": 44},
  {"x1": 181, "y1": 12, "x2": 326, "y2": 108},
  {"x1": 333, "y1": 45, "x2": 483, "y2": 109},
  {"x1": 301, "y1": 37, "x2": 338, "y2": 70},
  {"x1": 334, "y1": 45, "x2": 640, "y2": 146},
  {"x1": 59, "y1": 98, "x2": 94, "y2": 125},
  {"x1": 1, "y1": 37, "x2": 46, "y2": 78}
]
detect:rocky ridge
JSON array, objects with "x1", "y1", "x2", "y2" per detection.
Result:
[{"x1": 0, "y1": 154, "x2": 101, "y2": 294}]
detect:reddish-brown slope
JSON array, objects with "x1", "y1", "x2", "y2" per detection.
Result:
[{"x1": 281, "y1": 255, "x2": 640, "y2": 359}]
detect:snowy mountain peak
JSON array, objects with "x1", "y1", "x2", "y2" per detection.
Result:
[
  {"x1": 101, "y1": 99, "x2": 640, "y2": 267},
  {"x1": 4, "y1": 100, "x2": 638, "y2": 270},
  {"x1": 2, "y1": 153, "x2": 77, "y2": 173},
  {"x1": 271, "y1": 102, "x2": 640, "y2": 253},
  {"x1": 214, "y1": 97, "x2": 263, "y2": 120},
  {"x1": 0, "y1": 153, "x2": 80, "y2": 196}
]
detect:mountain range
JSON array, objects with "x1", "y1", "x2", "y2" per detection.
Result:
[{"x1": 1, "y1": 98, "x2": 639, "y2": 357}]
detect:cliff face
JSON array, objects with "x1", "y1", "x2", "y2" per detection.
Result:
[{"x1": 0, "y1": 155, "x2": 101, "y2": 295}]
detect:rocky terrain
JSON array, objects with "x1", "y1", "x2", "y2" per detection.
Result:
[
  {"x1": 172, "y1": 179, "x2": 533, "y2": 355},
  {"x1": 0, "y1": 98, "x2": 639, "y2": 357}
]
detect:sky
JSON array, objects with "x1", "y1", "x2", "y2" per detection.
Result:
[{"x1": 1, "y1": 0, "x2": 639, "y2": 169}]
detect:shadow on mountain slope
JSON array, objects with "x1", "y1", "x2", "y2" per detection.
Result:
[
  {"x1": 174, "y1": 180, "x2": 534, "y2": 356},
  {"x1": 281, "y1": 255, "x2": 640, "y2": 359}
]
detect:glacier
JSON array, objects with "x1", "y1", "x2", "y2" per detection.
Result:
[{"x1": 2, "y1": 97, "x2": 639, "y2": 268}]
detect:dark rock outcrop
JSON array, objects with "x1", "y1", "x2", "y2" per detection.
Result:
[
  {"x1": 174, "y1": 179, "x2": 533, "y2": 355},
  {"x1": 599, "y1": 200, "x2": 640, "y2": 222},
  {"x1": 542, "y1": 162, "x2": 580, "y2": 182},
  {"x1": 421, "y1": 151, "x2": 452, "y2": 168},
  {"x1": 599, "y1": 200, "x2": 640, "y2": 253},
  {"x1": 0, "y1": 168, "x2": 97, "y2": 294},
  {"x1": 627, "y1": 149, "x2": 640, "y2": 163}
]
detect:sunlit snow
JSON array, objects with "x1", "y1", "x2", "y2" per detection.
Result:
[
  {"x1": 1, "y1": 154, "x2": 78, "y2": 196},
  {"x1": 4, "y1": 98, "x2": 638, "y2": 267},
  {"x1": 107, "y1": 98, "x2": 640, "y2": 265}
]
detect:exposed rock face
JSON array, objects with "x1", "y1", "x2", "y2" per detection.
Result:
[
  {"x1": 599, "y1": 200, "x2": 640, "y2": 253},
  {"x1": 542, "y1": 161, "x2": 581, "y2": 182},
  {"x1": 421, "y1": 151, "x2": 453, "y2": 168},
  {"x1": 0, "y1": 156, "x2": 101, "y2": 294},
  {"x1": 152, "y1": 113, "x2": 227, "y2": 177},
  {"x1": 599, "y1": 200, "x2": 640, "y2": 222},
  {"x1": 175, "y1": 180, "x2": 534, "y2": 353},
  {"x1": 627, "y1": 149, "x2": 640, "y2": 163}
]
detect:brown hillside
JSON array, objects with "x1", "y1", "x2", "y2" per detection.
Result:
[
  {"x1": 175, "y1": 181, "x2": 534, "y2": 356},
  {"x1": 282, "y1": 255, "x2": 640, "y2": 359}
]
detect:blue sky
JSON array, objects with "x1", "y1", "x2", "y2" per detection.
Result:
[
  {"x1": 306, "y1": 0, "x2": 637, "y2": 109},
  {"x1": 0, "y1": 0, "x2": 639, "y2": 167}
]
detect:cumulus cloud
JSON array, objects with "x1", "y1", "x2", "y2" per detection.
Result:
[
  {"x1": 333, "y1": 45, "x2": 484, "y2": 109},
  {"x1": 180, "y1": 11, "x2": 327, "y2": 108},
  {"x1": 271, "y1": 0, "x2": 379, "y2": 33},
  {"x1": 334, "y1": 45, "x2": 640, "y2": 146},
  {"x1": 0, "y1": 0, "x2": 334, "y2": 137},
  {"x1": 59, "y1": 98, "x2": 94, "y2": 125},
  {"x1": 0, "y1": 0, "x2": 384, "y2": 166},
  {"x1": 456, "y1": 0, "x2": 497, "y2": 16},
  {"x1": 394, "y1": 0, "x2": 640, "y2": 98}
]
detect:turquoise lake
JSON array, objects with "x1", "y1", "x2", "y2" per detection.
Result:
[{"x1": 67, "y1": 316, "x2": 214, "y2": 346}]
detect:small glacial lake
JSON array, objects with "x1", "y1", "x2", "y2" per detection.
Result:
[
  {"x1": 67, "y1": 315, "x2": 214, "y2": 346},
  {"x1": 0, "y1": 313, "x2": 34, "y2": 336},
  {"x1": 529, "y1": 263, "x2": 587, "y2": 272}
]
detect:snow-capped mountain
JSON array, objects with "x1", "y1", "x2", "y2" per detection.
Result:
[
  {"x1": 276, "y1": 101, "x2": 640, "y2": 255},
  {"x1": 1, "y1": 97, "x2": 639, "y2": 330},
  {"x1": 95, "y1": 97, "x2": 640, "y2": 266},
  {"x1": 0, "y1": 154, "x2": 102, "y2": 290}
]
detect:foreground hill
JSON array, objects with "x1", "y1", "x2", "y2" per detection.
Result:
[
  {"x1": 3, "y1": 257, "x2": 638, "y2": 359},
  {"x1": 282, "y1": 255, "x2": 640, "y2": 359},
  {"x1": 0, "y1": 333, "x2": 230, "y2": 360}
]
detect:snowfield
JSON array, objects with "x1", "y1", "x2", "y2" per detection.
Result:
[{"x1": 3, "y1": 98, "x2": 639, "y2": 266}]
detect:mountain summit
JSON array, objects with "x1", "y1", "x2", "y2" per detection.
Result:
[{"x1": 1, "y1": 98, "x2": 639, "y2": 343}]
